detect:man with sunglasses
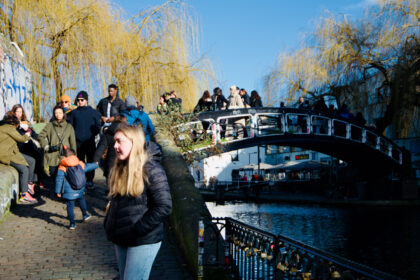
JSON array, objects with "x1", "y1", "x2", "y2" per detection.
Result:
[
  {"x1": 67, "y1": 91, "x2": 101, "y2": 189},
  {"x1": 60, "y1": 95, "x2": 75, "y2": 114}
]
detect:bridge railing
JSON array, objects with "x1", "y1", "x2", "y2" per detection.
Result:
[
  {"x1": 195, "y1": 180, "x2": 265, "y2": 191},
  {"x1": 212, "y1": 217, "x2": 402, "y2": 280},
  {"x1": 187, "y1": 108, "x2": 403, "y2": 165}
]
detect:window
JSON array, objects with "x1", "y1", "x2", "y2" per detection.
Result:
[
  {"x1": 232, "y1": 151, "x2": 239, "y2": 161},
  {"x1": 266, "y1": 145, "x2": 278, "y2": 155}
]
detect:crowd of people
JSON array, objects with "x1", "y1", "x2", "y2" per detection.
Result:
[
  {"x1": 294, "y1": 95, "x2": 376, "y2": 132},
  {"x1": 0, "y1": 84, "x2": 169, "y2": 279},
  {"x1": 156, "y1": 86, "x2": 264, "y2": 115},
  {"x1": 1, "y1": 83, "x2": 379, "y2": 279}
]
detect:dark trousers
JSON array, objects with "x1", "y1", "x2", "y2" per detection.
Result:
[
  {"x1": 77, "y1": 140, "x2": 96, "y2": 183},
  {"x1": 10, "y1": 153, "x2": 36, "y2": 194},
  {"x1": 65, "y1": 196, "x2": 88, "y2": 223}
]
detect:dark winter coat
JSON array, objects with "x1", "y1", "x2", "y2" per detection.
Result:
[
  {"x1": 93, "y1": 122, "x2": 119, "y2": 177},
  {"x1": 249, "y1": 97, "x2": 263, "y2": 108},
  {"x1": 212, "y1": 94, "x2": 229, "y2": 110},
  {"x1": 194, "y1": 99, "x2": 213, "y2": 112},
  {"x1": 67, "y1": 106, "x2": 101, "y2": 144},
  {"x1": 55, "y1": 156, "x2": 98, "y2": 200},
  {"x1": 122, "y1": 107, "x2": 155, "y2": 141},
  {"x1": 96, "y1": 96, "x2": 126, "y2": 119},
  {"x1": 104, "y1": 142, "x2": 172, "y2": 247},
  {"x1": 241, "y1": 93, "x2": 251, "y2": 107}
]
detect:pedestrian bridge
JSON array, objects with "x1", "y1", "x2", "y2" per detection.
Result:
[{"x1": 177, "y1": 107, "x2": 405, "y2": 175}]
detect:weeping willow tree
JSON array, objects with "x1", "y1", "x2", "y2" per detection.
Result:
[
  {"x1": 264, "y1": 0, "x2": 419, "y2": 138},
  {"x1": 0, "y1": 0, "x2": 213, "y2": 120},
  {"x1": 111, "y1": 2, "x2": 213, "y2": 111}
]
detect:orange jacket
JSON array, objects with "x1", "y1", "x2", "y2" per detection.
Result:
[{"x1": 58, "y1": 155, "x2": 85, "y2": 173}]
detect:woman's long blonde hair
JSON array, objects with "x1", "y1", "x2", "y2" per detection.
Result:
[{"x1": 108, "y1": 125, "x2": 148, "y2": 198}]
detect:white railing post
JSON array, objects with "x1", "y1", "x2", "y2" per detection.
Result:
[{"x1": 346, "y1": 123, "x2": 351, "y2": 139}]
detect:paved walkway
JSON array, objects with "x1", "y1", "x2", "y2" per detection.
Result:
[{"x1": 0, "y1": 177, "x2": 192, "y2": 279}]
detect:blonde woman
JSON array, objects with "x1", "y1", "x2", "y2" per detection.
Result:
[{"x1": 104, "y1": 125, "x2": 172, "y2": 280}]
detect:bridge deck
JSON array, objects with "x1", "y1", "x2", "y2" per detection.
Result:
[{"x1": 0, "y1": 177, "x2": 191, "y2": 280}]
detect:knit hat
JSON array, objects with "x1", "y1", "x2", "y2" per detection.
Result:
[
  {"x1": 125, "y1": 95, "x2": 137, "y2": 108},
  {"x1": 61, "y1": 95, "x2": 71, "y2": 103},
  {"x1": 76, "y1": 91, "x2": 88, "y2": 101}
]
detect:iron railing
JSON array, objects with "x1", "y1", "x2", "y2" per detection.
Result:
[
  {"x1": 212, "y1": 217, "x2": 402, "y2": 280},
  {"x1": 175, "y1": 108, "x2": 404, "y2": 165}
]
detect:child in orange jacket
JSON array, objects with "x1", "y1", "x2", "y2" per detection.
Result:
[{"x1": 55, "y1": 148, "x2": 98, "y2": 229}]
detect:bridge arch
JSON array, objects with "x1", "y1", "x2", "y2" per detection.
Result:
[{"x1": 181, "y1": 107, "x2": 406, "y2": 175}]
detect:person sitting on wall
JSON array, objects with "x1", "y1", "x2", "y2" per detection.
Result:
[
  {"x1": 0, "y1": 115, "x2": 38, "y2": 203},
  {"x1": 6, "y1": 104, "x2": 45, "y2": 191}
]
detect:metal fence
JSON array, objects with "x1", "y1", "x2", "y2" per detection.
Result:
[{"x1": 213, "y1": 217, "x2": 402, "y2": 280}]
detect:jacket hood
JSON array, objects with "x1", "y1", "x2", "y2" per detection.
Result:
[
  {"x1": 146, "y1": 141, "x2": 162, "y2": 162},
  {"x1": 231, "y1": 91, "x2": 239, "y2": 97},
  {"x1": 52, "y1": 120, "x2": 67, "y2": 127},
  {"x1": 59, "y1": 155, "x2": 85, "y2": 168}
]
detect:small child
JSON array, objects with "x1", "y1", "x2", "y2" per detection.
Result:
[{"x1": 55, "y1": 148, "x2": 98, "y2": 229}]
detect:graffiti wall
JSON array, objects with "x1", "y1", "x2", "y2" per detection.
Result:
[{"x1": 0, "y1": 34, "x2": 33, "y2": 121}]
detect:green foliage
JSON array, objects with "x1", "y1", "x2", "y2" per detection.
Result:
[{"x1": 156, "y1": 111, "x2": 223, "y2": 163}]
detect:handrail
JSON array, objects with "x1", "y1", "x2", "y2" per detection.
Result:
[
  {"x1": 174, "y1": 107, "x2": 404, "y2": 165},
  {"x1": 213, "y1": 217, "x2": 403, "y2": 280}
]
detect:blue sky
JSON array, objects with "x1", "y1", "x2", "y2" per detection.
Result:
[{"x1": 115, "y1": 0, "x2": 375, "y2": 100}]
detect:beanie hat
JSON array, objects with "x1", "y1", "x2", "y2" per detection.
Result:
[
  {"x1": 125, "y1": 95, "x2": 137, "y2": 108},
  {"x1": 76, "y1": 91, "x2": 88, "y2": 101},
  {"x1": 61, "y1": 95, "x2": 71, "y2": 103}
]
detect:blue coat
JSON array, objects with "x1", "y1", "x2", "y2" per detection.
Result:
[
  {"x1": 122, "y1": 107, "x2": 155, "y2": 141},
  {"x1": 55, "y1": 162, "x2": 98, "y2": 200}
]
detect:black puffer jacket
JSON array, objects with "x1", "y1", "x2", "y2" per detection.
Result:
[
  {"x1": 104, "y1": 142, "x2": 172, "y2": 246},
  {"x1": 93, "y1": 122, "x2": 119, "y2": 177}
]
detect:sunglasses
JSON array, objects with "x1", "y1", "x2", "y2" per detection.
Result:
[
  {"x1": 76, "y1": 99, "x2": 85, "y2": 102},
  {"x1": 62, "y1": 101, "x2": 69, "y2": 104}
]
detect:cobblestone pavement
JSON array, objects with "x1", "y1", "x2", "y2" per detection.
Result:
[{"x1": 0, "y1": 178, "x2": 192, "y2": 280}]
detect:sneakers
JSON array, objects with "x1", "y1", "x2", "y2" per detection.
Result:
[
  {"x1": 19, "y1": 192, "x2": 38, "y2": 204},
  {"x1": 27, "y1": 183, "x2": 35, "y2": 195},
  {"x1": 83, "y1": 214, "x2": 92, "y2": 221},
  {"x1": 86, "y1": 182, "x2": 95, "y2": 190},
  {"x1": 69, "y1": 222, "x2": 76, "y2": 230}
]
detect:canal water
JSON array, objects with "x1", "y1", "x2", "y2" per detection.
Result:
[{"x1": 206, "y1": 201, "x2": 420, "y2": 280}]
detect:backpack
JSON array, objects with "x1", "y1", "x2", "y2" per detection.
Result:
[{"x1": 66, "y1": 164, "x2": 86, "y2": 190}]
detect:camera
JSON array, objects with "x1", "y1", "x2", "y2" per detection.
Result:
[{"x1": 48, "y1": 145, "x2": 60, "y2": 153}]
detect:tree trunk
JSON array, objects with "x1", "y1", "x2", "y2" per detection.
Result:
[{"x1": 51, "y1": 43, "x2": 63, "y2": 104}]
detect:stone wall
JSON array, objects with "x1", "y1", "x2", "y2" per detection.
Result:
[
  {"x1": 0, "y1": 33, "x2": 32, "y2": 220},
  {"x1": 0, "y1": 164, "x2": 19, "y2": 220},
  {"x1": 151, "y1": 115, "x2": 226, "y2": 278}
]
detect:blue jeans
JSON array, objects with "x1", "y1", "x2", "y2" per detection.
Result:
[
  {"x1": 115, "y1": 242, "x2": 161, "y2": 280},
  {"x1": 65, "y1": 196, "x2": 87, "y2": 223}
]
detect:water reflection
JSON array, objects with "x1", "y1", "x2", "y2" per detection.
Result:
[{"x1": 206, "y1": 201, "x2": 420, "y2": 280}]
